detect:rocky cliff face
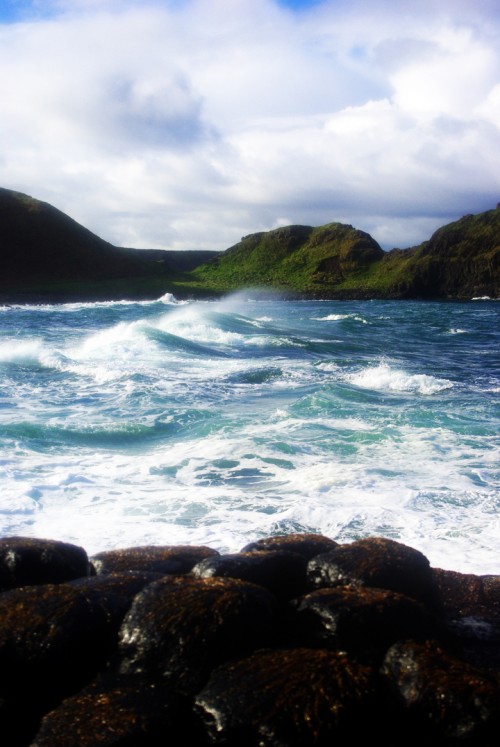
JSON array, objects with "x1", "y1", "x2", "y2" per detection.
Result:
[{"x1": 398, "y1": 207, "x2": 500, "y2": 298}]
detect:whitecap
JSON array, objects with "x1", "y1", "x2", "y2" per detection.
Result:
[
  {"x1": 0, "y1": 339, "x2": 44, "y2": 365},
  {"x1": 347, "y1": 363, "x2": 453, "y2": 395},
  {"x1": 313, "y1": 314, "x2": 367, "y2": 323}
]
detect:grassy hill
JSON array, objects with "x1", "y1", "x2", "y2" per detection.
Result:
[
  {"x1": 1, "y1": 187, "x2": 498, "y2": 302},
  {"x1": 189, "y1": 207, "x2": 500, "y2": 299}
]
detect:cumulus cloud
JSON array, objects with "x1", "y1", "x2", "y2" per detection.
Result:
[{"x1": 0, "y1": 0, "x2": 499, "y2": 250}]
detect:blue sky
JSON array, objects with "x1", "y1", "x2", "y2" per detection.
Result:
[
  {"x1": 0, "y1": 0, "x2": 324, "y2": 22},
  {"x1": 0, "y1": 0, "x2": 499, "y2": 251}
]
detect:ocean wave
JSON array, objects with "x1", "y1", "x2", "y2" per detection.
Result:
[
  {"x1": 0, "y1": 339, "x2": 44, "y2": 366},
  {"x1": 347, "y1": 363, "x2": 454, "y2": 395},
  {"x1": 313, "y1": 314, "x2": 367, "y2": 323}
]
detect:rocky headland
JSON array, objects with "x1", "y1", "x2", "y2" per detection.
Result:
[
  {"x1": 0, "y1": 187, "x2": 498, "y2": 302},
  {"x1": 1, "y1": 534, "x2": 499, "y2": 746}
]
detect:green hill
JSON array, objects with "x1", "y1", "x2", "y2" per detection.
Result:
[
  {"x1": 190, "y1": 207, "x2": 500, "y2": 299},
  {"x1": 0, "y1": 187, "x2": 498, "y2": 302}
]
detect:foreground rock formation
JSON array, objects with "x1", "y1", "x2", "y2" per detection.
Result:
[{"x1": 0, "y1": 534, "x2": 499, "y2": 745}]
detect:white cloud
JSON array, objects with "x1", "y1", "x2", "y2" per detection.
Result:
[{"x1": 0, "y1": 0, "x2": 499, "y2": 251}]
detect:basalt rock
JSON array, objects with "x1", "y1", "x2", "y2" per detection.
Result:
[
  {"x1": 241, "y1": 532, "x2": 338, "y2": 559},
  {"x1": 67, "y1": 571, "x2": 166, "y2": 635},
  {"x1": 0, "y1": 536, "x2": 90, "y2": 591},
  {"x1": 307, "y1": 537, "x2": 436, "y2": 605},
  {"x1": 432, "y1": 567, "x2": 500, "y2": 670},
  {"x1": 0, "y1": 533, "x2": 499, "y2": 746},
  {"x1": 117, "y1": 575, "x2": 278, "y2": 694},
  {"x1": 195, "y1": 647, "x2": 384, "y2": 746},
  {"x1": 91, "y1": 544, "x2": 219, "y2": 575},
  {"x1": 191, "y1": 550, "x2": 307, "y2": 601},
  {"x1": 0, "y1": 582, "x2": 132, "y2": 743},
  {"x1": 31, "y1": 673, "x2": 195, "y2": 747},
  {"x1": 381, "y1": 639, "x2": 500, "y2": 744},
  {"x1": 287, "y1": 586, "x2": 438, "y2": 664},
  {"x1": 0, "y1": 583, "x2": 128, "y2": 700}
]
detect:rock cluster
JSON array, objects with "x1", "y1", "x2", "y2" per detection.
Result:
[{"x1": 0, "y1": 534, "x2": 499, "y2": 746}]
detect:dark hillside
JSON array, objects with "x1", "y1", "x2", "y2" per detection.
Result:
[
  {"x1": 0, "y1": 188, "x2": 160, "y2": 281},
  {"x1": 393, "y1": 207, "x2": 500, "y2": 298},
  {"x1": 0, "y1": 189, "x2": 217, "y2": 302}
]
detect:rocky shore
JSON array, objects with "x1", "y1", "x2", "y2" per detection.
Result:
[{"x1": 1, "y1": 534, "x2": 499, "y2": 746}]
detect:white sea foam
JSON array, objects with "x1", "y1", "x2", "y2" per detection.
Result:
[
  {"x1": 313, "y1": 314, "x2": 367, "y2": 323},
  {"x1": 0, "y1": 339, "x2": 45, "y2": 365},
  {"x1": 1, "y1": 298, "x2": 498, "y2": 574},
  {"x1": 347, "y1": 363, "x2": 453, "y2": 395}
]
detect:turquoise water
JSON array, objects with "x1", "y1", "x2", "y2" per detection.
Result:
[{"x1": 0, "y1": 293, "x2": 498, "y2": 572}]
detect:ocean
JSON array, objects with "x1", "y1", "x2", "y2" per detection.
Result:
[{"x1": 0, "y1": 293, "x2": 498, "y2": 574}]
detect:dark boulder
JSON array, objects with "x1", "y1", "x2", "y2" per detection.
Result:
[
  {"x1": 191, "y1": 550, "x2": 307, "y2": 601},
  {"x1": 432, "y1": 568, "x2": 500, "y2": 670},
  {"x1": 241, "y1": 532, "x2": 338, "y2": 559},
  {"x1": 91, "y1": 544, "x2": 219, "y2": 575},
  {"x1": 0, "y1": 582, "x2": 133, "y2": 740},
  {"x1": 381, "y1": 639, "x2": 500, "y2": 743},
  {"x1": 307, "y1": 537, "x2": 436, "y2": 605},
  {"x1": 287, "y1": 586, "x2": 437, "y2": 664},
  {"x1": 67, "y1": 571, "x2": 165, "y2": 633},
  {"x1": 195, "y1": 647, "x2": 383, "y2": 745},
  {"x1": 30, "y1": 673, "x2": 195, "y2": 747},
  {"x1": 117, "y1": 575, "x2": 278, "y2": 694},
  {"x1": 0, "y1": 536, "x2": 90, "y2": 591}
]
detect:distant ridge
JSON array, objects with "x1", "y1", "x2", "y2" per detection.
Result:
[{"x1": 0, "y1": 187, "x2": 498, "y2": 302}]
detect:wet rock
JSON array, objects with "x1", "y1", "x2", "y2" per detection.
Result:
[
  {"x1": 432, "y1": 567, "x2": 485, "y2": 616},
  {"x1": 191, "y1": 550, "x2": 307, "y2": 601},
  {"x1": 0, "y1": 583, "x2": 123, "y2": 708},
  {"x1": 432, "y1": 568, "x2": 500, "y2": 670},
  {"x1": 30, "y1": 673, "x2": 195, "y2": 747},
  {"x1": 241, "y1": 532, "x2": 338, "y2": 559},
  {"x1": 381, "y1": 639, "x2": 500, "y2": 743},
  {"x1": 117, "y1": 575, "x2": 278, "y2": 694},
  {"x1": 307, "y1": 537, "x2": 436, "y2": 604},
  {"x1": 68, "y1": 571, "x2": 165, "y2": 634},
  {"x1": 91, "y1": 544, "x2": 219, "y2": 575},
  {"x1": 195, "y1": 647, "x2": 383, "y2": 746},
  {"x1": 0, "y1": 537, "x2": 90, "y2": 591},
  {"x1": 287, "y1": 586, "x2": 437, "y2": 664}
]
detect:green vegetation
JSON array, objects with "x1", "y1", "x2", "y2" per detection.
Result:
[
  {"x1": 189, "y1": 208, "x2": 499, "y2": 299},
  {"x1": 0, "y1": 187, "x2": 498, "y2": 302}
]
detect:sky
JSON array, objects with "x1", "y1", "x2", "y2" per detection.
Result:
[{"x1": 0, "y1": 0, "x2": 499, "y2": 251}]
